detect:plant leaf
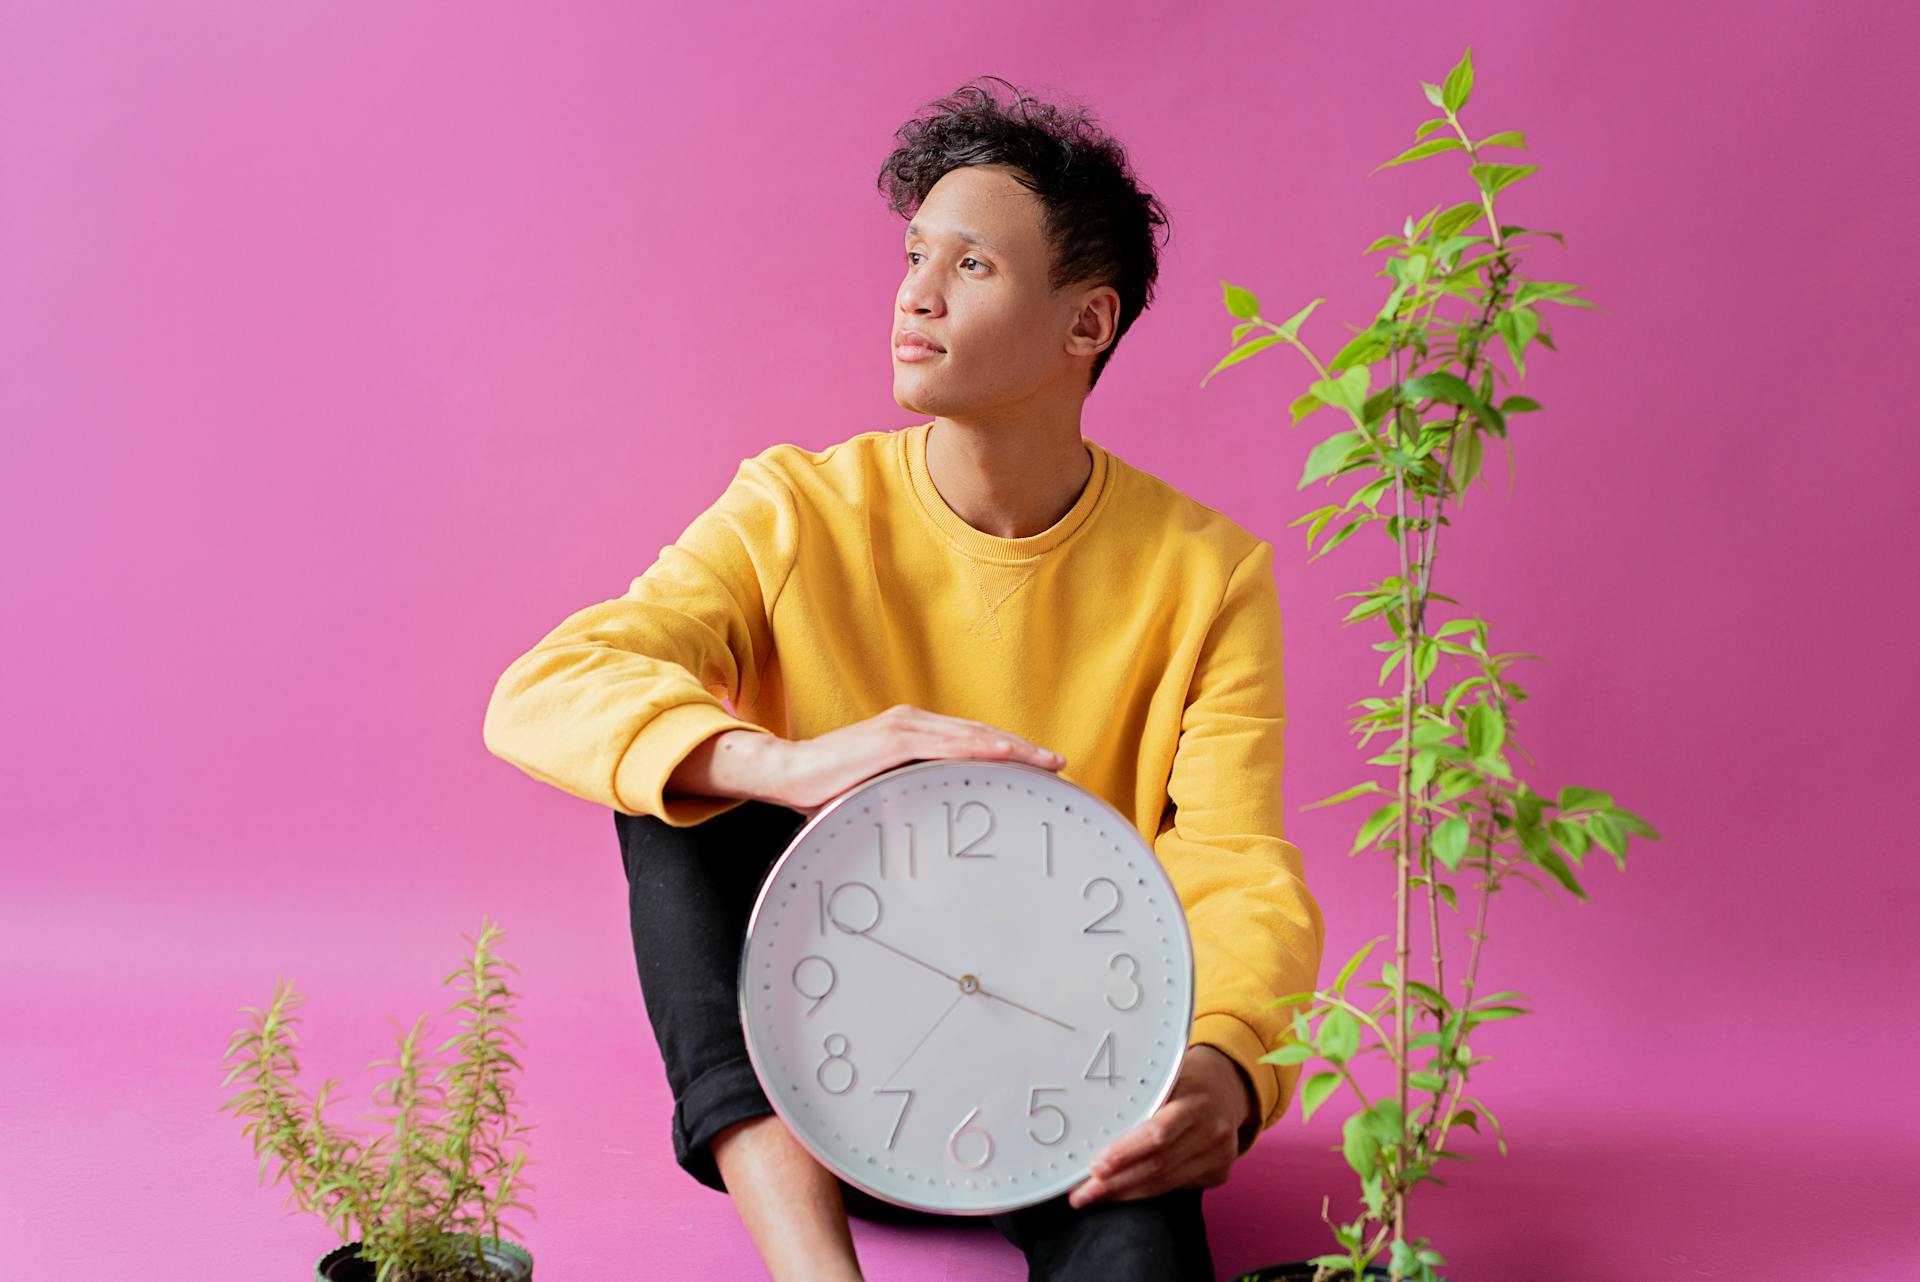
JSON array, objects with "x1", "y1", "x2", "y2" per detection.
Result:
[
  {"x1": 1441, "y1": 47, "x2": 1475, "y2": 114},
  {"x1": 1221, "y1": 281, "x2": 1259, "y2": 319},
  {"x1": 1299, "y1": 1071, "x2": 1343, "y2": 1123},
  {"x1": 1371, "y1": 137, "x2": 1465, "y2": 174},
  {"x1": 1200, "y1": 334, "x2": 1285, "y2": 387}
]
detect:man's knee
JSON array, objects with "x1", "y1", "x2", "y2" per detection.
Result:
[
  {"x1": 712, "y1": 1111, "x2": 781, "y2": 1164},
  {"x1": 999, "y1": 1187, "x2": 1213, "y2": 1281}
]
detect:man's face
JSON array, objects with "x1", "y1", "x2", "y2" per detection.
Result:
[{"x1": 891, "y1": 164, "x2": 1101, "y2": 416}]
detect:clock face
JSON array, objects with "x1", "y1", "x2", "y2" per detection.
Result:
[{"x1": 737, "y1": 757, "x2": 1196, "y2": 1216}]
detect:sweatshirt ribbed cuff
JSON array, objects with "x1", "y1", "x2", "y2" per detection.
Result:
[
  {"x1": 612, "y1": 700, "x2": 776, "y2": 827},
  {"x1": 1190, "y1": 1011, "x2": 1283, "y2": 1156}
]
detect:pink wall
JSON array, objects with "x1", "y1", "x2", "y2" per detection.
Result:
[{"x1": 4, "y1": 2, "x2": 1913, "y2": 1278}]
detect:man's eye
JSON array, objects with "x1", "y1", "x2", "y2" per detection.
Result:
[{"x1": 904, "y1": 250, "x2": 983, "y2": 271}]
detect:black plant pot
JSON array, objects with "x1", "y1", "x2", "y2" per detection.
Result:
[
  {"x1": 1229, "y1": 1263, "x2": 1392, "y2": 1282},
  {"x1": 314, "y1": 1233, "x2": 533, "y2": 1281}
]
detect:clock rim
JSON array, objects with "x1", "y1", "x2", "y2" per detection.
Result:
[{"x1": 733, "y1": 754, "x2": 1197, "y2": 1218}]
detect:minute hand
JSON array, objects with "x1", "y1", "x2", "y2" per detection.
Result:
[
  {"x1": 976, "y1": 983, "x2": 1077, "y2": 1034},
  {"x1": 842, "y1": 928, "x2": 1077, "y2": 1034}
]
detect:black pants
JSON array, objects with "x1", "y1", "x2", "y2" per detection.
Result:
[{"x1": 614, "y1": 797, "x2": 1218, "y2": 1281}]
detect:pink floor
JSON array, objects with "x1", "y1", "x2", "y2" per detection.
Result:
[{"x1": 7, "y1": 815, "x2": 1906, "y2": 1282}]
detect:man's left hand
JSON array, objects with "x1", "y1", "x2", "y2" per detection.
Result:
[{"x1": 1067, "y1": 1044, "x2": 1255, "y2": 1209}]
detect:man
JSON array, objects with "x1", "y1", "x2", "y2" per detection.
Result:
[{"x1": 483, "y1": 76, "x2": 1325, "y2": 1281}]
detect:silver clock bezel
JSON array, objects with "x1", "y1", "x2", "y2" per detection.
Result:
[{"x1": 734, "y1": 755, "x2": 1197, "y2": 1217}]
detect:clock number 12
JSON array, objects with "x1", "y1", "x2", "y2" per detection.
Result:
[{"x1": 944, "y1": 800, "x2": 995, "y2": 858}]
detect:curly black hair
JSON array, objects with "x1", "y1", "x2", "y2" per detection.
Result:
[{"x1": 876, "y1": 76, "x2": 1170, "y2": 394}]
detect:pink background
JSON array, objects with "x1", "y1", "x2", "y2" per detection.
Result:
[{"x1": 4, "y1": 2, "x2": 1913, "y2": 1278}]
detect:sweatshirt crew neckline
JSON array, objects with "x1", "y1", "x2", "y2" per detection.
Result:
[{"x1": 902, "y1": 418, "x2": 1112, "y2": 562}]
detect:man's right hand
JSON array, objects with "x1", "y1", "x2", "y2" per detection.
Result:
[{"x1": 769, "y1": 704, "x2": 1068, "y2": 819}]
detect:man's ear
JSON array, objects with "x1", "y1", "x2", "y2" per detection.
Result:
[{"x1": 1075, "y1": 287, "x2": 1119, "y2": 355}]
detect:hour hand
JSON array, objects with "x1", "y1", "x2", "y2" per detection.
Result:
[{"x1": 842, "y1": 927, "x2": 965, "y2": 987}]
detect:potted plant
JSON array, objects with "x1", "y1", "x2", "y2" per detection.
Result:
[
  {"x1": 219, "y1": 916, "x2": 538, "y2": 1281},
  {"x1": 1200, "y1": 47, "x2": 1660, "y2": 1282}
]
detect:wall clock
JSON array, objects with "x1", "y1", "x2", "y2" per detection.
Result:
[{"x1": 737, "y1": 756, "x2": 1196, "y2": 1216}]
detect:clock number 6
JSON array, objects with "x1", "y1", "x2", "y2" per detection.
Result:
[
  {"x1": 948, "y1": 1104, "x2": 994, "y2": 1170},
  {"x1": 1026, "y1": 1086, "x2": 1070, "y2": 1146}
]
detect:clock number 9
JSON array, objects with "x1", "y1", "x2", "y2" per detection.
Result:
[
  {"x1": 816, "y1": 1032, "x2": 857, "y2": 1095},
  {"x1": 948, "y1": 1104, "x2": 994, "y2": 1170},
  {"x1": 1026, "y1": 1086, "x2": 1070, "y2": 1146},
  {"x1": 792, "y1": 954, "x2": 836, "y2": 1017}
]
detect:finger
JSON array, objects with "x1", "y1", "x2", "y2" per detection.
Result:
[
  {"x1": 1090, "y1": 1108, "x2": 1183, "y2": 1179},
  {"x1": 974, "y1": 727, "x2": 1065, "y2": 768},
  {"x1": 946, "y1": 717, "x2": 1044, "y2": 751},
  {"x1": 931, "y1": 720, "x2": 1066, "y2": 769},
  {"x1": 1090, "y1": 1157, "x2": 1195, "y2": 1204},
  {"x1": 1090, "y1": 1143, "x2": 1190, "y2": 1205},
  {"x1": 1004, "y1": 737, "x2": 1067, "y2": 768},
  {"x1": 1073, "y1": 1148, "x2": 1197, "y2": 1208},
  {"x1": 1067, "y1": 1174, "x2": 1106, "y2": 1209}
]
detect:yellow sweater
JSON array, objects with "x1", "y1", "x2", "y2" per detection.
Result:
[{"x1": 483, "y1": 419, "x2": 1326, "y2": 1149}]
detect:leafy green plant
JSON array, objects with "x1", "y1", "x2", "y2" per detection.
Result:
[
  {"x1": 219, "y1": 917, "x2": 537, "y2": 1281},
  {"x1": 1202, "y1": 47, "x2": 1660, "y2": 1282}
]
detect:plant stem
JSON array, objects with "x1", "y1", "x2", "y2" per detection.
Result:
[
  {"x1": 1319, "y1": 992, "x2": 1405, "y2": 1071},
  {"x1": 1390, "y1": 343, "x2": 1416, "y2": 1263},
  {"x1": 1429, "y1": 755, "x2": 1511, "y2": 1157},
  {"x1": 1382, "y1": 133, "x2": 1520, "y2": 1272}
]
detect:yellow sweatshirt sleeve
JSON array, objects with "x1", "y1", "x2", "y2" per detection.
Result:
[
  {"x1": 481, "y1": 452, "x2": 799, "y2": 826},
  {"x1": 1160, "y1": 538, "x2": 1328, "y2": 1155}
]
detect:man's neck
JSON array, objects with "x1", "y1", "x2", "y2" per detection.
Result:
[{"x1": 925, "y1": 418, "x2": 1094, "y2": 540}]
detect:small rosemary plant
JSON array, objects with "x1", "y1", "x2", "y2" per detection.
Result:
[{"x1": 219, "y1": 916, "x2": 537, "y2": 1281}]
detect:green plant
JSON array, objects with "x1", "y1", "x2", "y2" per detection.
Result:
[
  {"x1": 1202, "y1": 47, "x2": 1660, "y2": 1282},
  {"x1": 219, "y1": 917, "x2": 537, "y2": 1281}
]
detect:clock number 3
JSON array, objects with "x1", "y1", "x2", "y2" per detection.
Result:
[{"x1": 1104, "y1": 952, "x2": 1142, "y2": 1011}]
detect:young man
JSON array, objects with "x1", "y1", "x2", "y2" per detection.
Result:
[{"x1": 483, "y1": 77, "x2": 1325, "y2": 1282}]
